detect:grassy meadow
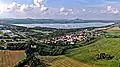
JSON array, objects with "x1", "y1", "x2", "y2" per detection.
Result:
[
  {"x1": 105, "y1": 30, "x2": 120, "y2": 36},
  {"x1": 65, "y1": 28, "x2": 120, "y2": 67}
]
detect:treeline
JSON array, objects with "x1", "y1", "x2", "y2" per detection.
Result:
[{"x1": 7, "y1": 43, "x2": 27, "y2": 50}]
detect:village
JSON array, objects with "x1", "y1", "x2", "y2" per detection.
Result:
[{"x1": 42, "y1": 28, "x2": 107, "y2": 46}]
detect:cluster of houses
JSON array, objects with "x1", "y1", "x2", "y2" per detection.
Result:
[
  {"x1": 0, "y1": 30, "x2": 20, "y2": 39},
  {"x1": 42, "y1": 29, "x2": 105, "y2": 45}
]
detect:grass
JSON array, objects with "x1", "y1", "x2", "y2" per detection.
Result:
[
  {"x1": 0, "y1": 32, "x2": 3, "y2": 34},
  {"x1": 50, "y1": 56, "x2": 96, "y2": 67},
  {"x1": 66, "y1": 38, "x2": 120, "y2": 67},
  {"x1": 32, "y1": 30, "x2": 42, "y2": 33},
  {"x1": 65, "y1": 29, "x2": 120, "y2": 67},
  {"x1": 32, "y1": 30, "x2": 52, "y2": 34},
  {"x1": 39, "y1": 55, "x2": 95, "y2": 67},
  {"x1": 105, "y1": 30, "x2": 120, "y2": 36}
]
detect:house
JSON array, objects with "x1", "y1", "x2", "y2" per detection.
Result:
[{"x1": 1, "y1": 30, "x2": 12, "y2": 34}]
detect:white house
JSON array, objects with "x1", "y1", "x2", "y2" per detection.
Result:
[{"x1": 1, "y1": 30, "x2": 12, "y2": 34}]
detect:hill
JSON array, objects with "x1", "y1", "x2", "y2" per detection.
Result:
[
  {"x1": 38, "y1": 56, "x2": 96, "y2": 67},
  {"x1": 50, "y1": 56, "x2": 96, "y2": 67},
  {"x1": 66, "y1": 38, "x2": 120, "y2": 67},
  {"x1": 65, "y1": 29, "x2": 120, "y2": 67}
]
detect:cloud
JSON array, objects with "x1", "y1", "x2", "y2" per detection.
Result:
[
  {"x1": 2, "y1": 0, "x2": 47, "y2": 11},
  {"x1": 20, "y1": 4, "x2": 27, "y2": 11},
  {"x1": 106, "y1": 5, "x2": 120, "y2": 14},
  {"x1": 34, "y1": 0, "x2": 45, "y2": 7},
  {"x1": 107, "y1": 6, "x2": 112, "y2": 11},
  {"x1": 59, "y1": 7, "x2": 74, "y2": 15},
  {"x1": 0, "y1": 0, "x2": 120, "y2": 19},
  {"x1": 40, "y1": 6, "x2": 48, "y2": 11},
  {"x1": 0, "y1": 0, "x2": 49, "y2": 18}
]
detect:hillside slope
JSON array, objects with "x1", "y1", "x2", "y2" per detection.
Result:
[
  {"x1": 49, "y1": 56, "x2": 96, "y2": 67},
  {"x1": 66, "y1": 38, "x2": 120, "y2": 67}
]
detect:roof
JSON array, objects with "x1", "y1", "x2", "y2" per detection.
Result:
[{"x1": 1, "y1": 30, "x2": 12, "y2": 33}]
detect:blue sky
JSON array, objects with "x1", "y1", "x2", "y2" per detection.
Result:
[
  {"x1": 0, "y1": 0, "x2": 33, "y2": 4},
  {"x1": 0, "y1": 0, "x2": 119, "y2": 7},
  {"x1": 0, "y1": 0, "x2": 110, "y2": 7},
  {"x1": 0, "y1": 0, "x2": 120, "y2": 20}
]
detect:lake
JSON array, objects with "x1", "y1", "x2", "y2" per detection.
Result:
[{"x1": 13, "y1": 22, "x2": 114, "y2": 29}]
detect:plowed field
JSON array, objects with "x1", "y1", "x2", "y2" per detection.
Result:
[{"x1": 0, "y1": 50, "x2": 25, "y2": 67}]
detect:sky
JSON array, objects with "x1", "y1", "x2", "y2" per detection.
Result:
[{"x1": 0, "y1": 0, "x2": 120, "y2": 20}]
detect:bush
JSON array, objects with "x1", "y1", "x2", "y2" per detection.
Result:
[{"x1": 95, "y1": 53, "x2": 114, "y2": 60}]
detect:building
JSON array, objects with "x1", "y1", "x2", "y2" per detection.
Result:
[{"x1": 1, "y1": 30, "x2": 12, "y2": 34}]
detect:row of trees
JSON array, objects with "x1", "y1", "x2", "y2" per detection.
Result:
[
  {"x1": 36, "y1": 44, "x2": 67, "y2": 56},
  {"x1": 7, "y1": 43, "x2": 27, "y2": 50}
]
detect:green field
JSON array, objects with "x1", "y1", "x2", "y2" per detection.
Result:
[
  {"x1": 65, "y1": 30, "x2": 120, "y2": 67},
  {"x1": 32, "y1": 30, "x2": 42, "y2": 33},
  {"x1": 0, "y1": 32, "x2": 3, "y2": 34},
  {"x1": 32, "y1": 30, "x2": 52, "y2": 34},
  {"x1": 105, "y1": 30, "x2": 120, "y2": 36}
]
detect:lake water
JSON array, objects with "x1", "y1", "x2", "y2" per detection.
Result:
[{"x1": 13, "y1": 22, "x2": 114, "y2": 29}]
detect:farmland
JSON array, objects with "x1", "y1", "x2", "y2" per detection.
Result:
[
  {"x1": 0, "y1": 50, "x2": 25, "y2": 67},
  {"x1": 65, "y1": 29, "x2": 120, "y2": 67},
  {"x1": 107, "y1": 27, "x2": 120, "y2": 31}
]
